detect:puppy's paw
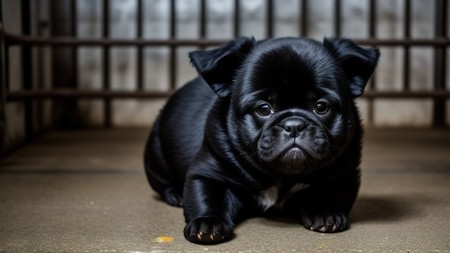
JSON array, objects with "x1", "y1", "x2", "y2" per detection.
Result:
[
  {"x1": 184, "y1": 217, "x2": 234, "y2": 244},
  {"x1": 162, "y1": 188, "x2": 183, "y2": 207},
  {"x1": 301, "y1": 212, "x2": 348, "y2": 233}
]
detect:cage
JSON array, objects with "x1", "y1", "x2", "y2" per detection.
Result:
[
  {"x1": 0, "y1": 0, "x2": 449, "y2": 252},
  {"x1": 1, "y1": 0, "x2": 450, "y2": 147}
]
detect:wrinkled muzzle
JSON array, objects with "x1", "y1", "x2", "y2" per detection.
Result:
[{"x1": 257, "y1": 115, "x2": 330, "y2": 175}]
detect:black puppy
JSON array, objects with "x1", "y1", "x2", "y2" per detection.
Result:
[{"x1": 144, "y1": 36, "x2": 379, "y2": 244}]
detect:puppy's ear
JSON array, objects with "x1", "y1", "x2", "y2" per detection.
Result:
[
  {"x1": 323, "y1": 37, "x2": 380, "y2": 98},
  {"x1": 189, "y1": 36, "x2": 256, "y2": 98}
]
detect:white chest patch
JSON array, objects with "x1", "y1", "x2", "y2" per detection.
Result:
[
  {"x1": 258, "y1": 185, "x2": 280, "y2": 211},
  {"x1": 257, "y1": 183, "x2": 310, "y2": 211}
]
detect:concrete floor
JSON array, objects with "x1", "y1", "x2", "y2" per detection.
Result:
[{"x1": 0, "y1": 129, "x2": 449, "y2": 253}]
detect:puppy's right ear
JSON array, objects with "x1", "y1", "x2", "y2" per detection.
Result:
[
  {"x1": 323, "y1": 37, "x2": 380, "y2": 98},
  {"x1": 189, "y1": 36, "x2": 256, "y2": 98}
]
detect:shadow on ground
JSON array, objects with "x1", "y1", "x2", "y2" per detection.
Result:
[{"x1": 350, "y1": 194, "x2": 427, "y2": 224}]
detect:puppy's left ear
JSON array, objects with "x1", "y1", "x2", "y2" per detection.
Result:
[
  {"x1": 189, "y1": 36, "x2": 256, "y2": 97},
  {"x1": 324, "y1": 37, "x2": 380, "y2": 98}
]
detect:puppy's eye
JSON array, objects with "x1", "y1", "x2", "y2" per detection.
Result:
[
  {"x1": 314, "y1": 101, "x2": 329, "y2": 115},
  {"x1": 255, "y1": 103, "x2": 273, "y2": 117}
]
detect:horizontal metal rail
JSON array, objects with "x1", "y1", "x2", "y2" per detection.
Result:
[
  {"x1": 3, "y1": 32, "x2": 450, "y2": 47},
  {"x1": 6, "y1": 90, "x2": 173, "y2": 101},
  {"x1": 6, "y1": 89, "x2": 450, "y2": 101}
]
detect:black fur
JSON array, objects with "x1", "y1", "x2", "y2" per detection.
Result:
[{"x1": 144, "y1": 36, "x2": 380, "y2": 244}]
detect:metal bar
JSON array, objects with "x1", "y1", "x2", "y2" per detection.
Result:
[
  {"x1": 50, "y1": 0, "x2": 76, "y2": 129},
  {"x1": 34, "y1": 0, "x2": 43, "y2": 132},
  {"x1": 200, "y1": 0, "x2": 206, "y2": 39},
  {"x1": 169, "y1": 0, "x2": 177, "y2": 90},
  {"x1": 6, "y1": 90, "x2": 450, "y2": 101},
  {"x1": 234, "y1": 0, "x2": 240, "y2": 37},
  {"x1": 432, "y1": 0, "x2": 448, "y2": 127},
  {"x1": 403, "y1": 0, "x2": 411, "y2": 91},
  {"x1": 300, "y1": 0, "x2": 308, "y2": 36},
  {"x1": 368, "y1": 0, "x2": 376, "y2": 39},
  {"x1": 2, "y1": 21, "x2": 9, "y2": 92},
  {"x1": 6, "y1": 90, "x2": 174, "y2": 101},
  {"x1": 102, "y1": 0, "x2": 111, "y2": 128},
  {"x1": 66, "y1": 0, "x2": 79, "y2": 130},
  {"x1": 0, "y1": 1, "x2": 6, "y2": 150},
  {"x1": 21, "y1": 0, "x2": 33, "y2": 139},
  {"x1": 334, "y1": 0, "x2": 341, "y2": 37},
  {"x1": 137, "y1": 0, "x2": 144, "y2": 91},
  {"x1": 5, "y1": 34, "x2": 450, "y2": 47},
  {"x1": 170, "y1": 0, "x2": 176, "y2": 38},
  {"x1": 367, "y1": 0, "x2": 377, "y2": 127},
  {"x1": 137, "y1": 0, "x2": 143, "y2": 38},
  {"x1": 363, "y1": 91, "x2": 450, "y2": 98},
  {"x1": 70, "y1": 0, "x2": 78, "y2": 89},
  {"x1": 3, "y1": 34, "x2": 9, "y2": 92},
  {"x1": 266, "y1": 0, "x2": 274, "y2": 38}
]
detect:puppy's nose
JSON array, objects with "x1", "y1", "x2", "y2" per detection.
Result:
[{"x1": 281, "y1": 118, "x2": 307, "y2": 138}]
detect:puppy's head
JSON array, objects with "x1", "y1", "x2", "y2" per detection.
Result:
[{"x1": 190, "y1": 37, "x2": 379, "y2": 176}]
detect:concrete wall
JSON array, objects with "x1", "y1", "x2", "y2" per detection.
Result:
[{"x1": 1, "y1": 0, "x2": 53, "y2": 152}]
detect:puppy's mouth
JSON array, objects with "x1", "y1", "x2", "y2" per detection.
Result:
[
  {"x1": 278, "y1": 140, "x2": 318, "y2": 168},
  {"x1": 257, "y1": 125, "x2": 329, "y2": 175},
  {"x1": 279, "y1": 145, "x2": 308, "y2": 170}
]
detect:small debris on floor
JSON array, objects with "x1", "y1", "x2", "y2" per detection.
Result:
[{"x1": 152, "y1": 236, "x2": 174, "y2": 243}]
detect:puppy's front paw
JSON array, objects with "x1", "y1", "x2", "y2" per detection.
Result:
[
  {"x1": 301, "y1": 212, "x2": 348, "y2": 233},
  {"x1": 184, "y1": 217, "x2": 234, "y2": 244}
]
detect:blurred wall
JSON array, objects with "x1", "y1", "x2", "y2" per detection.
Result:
[{"x1": 1, "y1": 0, "x2": 53, "y2": 153}]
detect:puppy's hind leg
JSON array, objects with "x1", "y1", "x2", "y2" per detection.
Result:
[{"x1": 144, "y1": 116, "x2": 183, "y2": 207}]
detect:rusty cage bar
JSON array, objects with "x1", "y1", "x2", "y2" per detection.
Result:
[{"x1": 0, "y1": 0, "x2": 450, "y2": 142}]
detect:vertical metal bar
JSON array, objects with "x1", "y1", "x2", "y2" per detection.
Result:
[
  {"x1": 334, "y1": 0, "x2": 341, "y2": 37},
  {"x1": 266, "y1": 0, "x2": 274, "y2": 38},
  {"x1": 234, "y1": 0, "x2": 241, "y2": 37},
  {"x1": 50, "y1": 0, "x2": 77, "y2": 129},
  {"x1": 137, "y1": 0, "x2": 144, "y2": 91},
  {"x1": 102, "y1": 0, "x2": 111, "y2": 128},
  {"x1": 169, "y1": 0, "x2": 177, "y2": 90},
  {"x1": 2, "y1": 0, "x2": 9, "y2": 105},
  {"x1": 403, "y1": 0, "x2": 411, "y2": 91},
  {"x1": 199, "y1": 0, "x2": 206, "y2": 39},
  {"x1": 300, "y1": 0, "x2": 308, "y2": 36},
  {"x1": 35, "y1": 0, "x2": 43, "y2": 131},
  {"x1": 433, "y1": 0, "x2": 447, "y2": 127},
  {"x1": 3, "y1": 42, "x2": 8, "y2": 96},
  {"x1": 0, "y1": 1, "x2": 6, "y2": 151},
  {"x1": 367, "y1": 0, "x2": 377, "y2": 126},
  {"x1": 70, "y1": 0, "x2": 78, "y2": 89},
  {"x1": 368, "y1": 0, "x2": 376, "y2": 39},
  {"x1": 3, "y1": 41, "x2": 8, "y2": 93},
  {"x1": 21, "y1": 0, "x2": 33, "y2": 139}
]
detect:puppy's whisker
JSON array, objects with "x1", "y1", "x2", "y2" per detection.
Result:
[
  {"x1": 327, "y1": 143, "x2": 345, "y2": 154},
  {"x1": 239, "y1": 150, "x2": 259, "y2": 162}
]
